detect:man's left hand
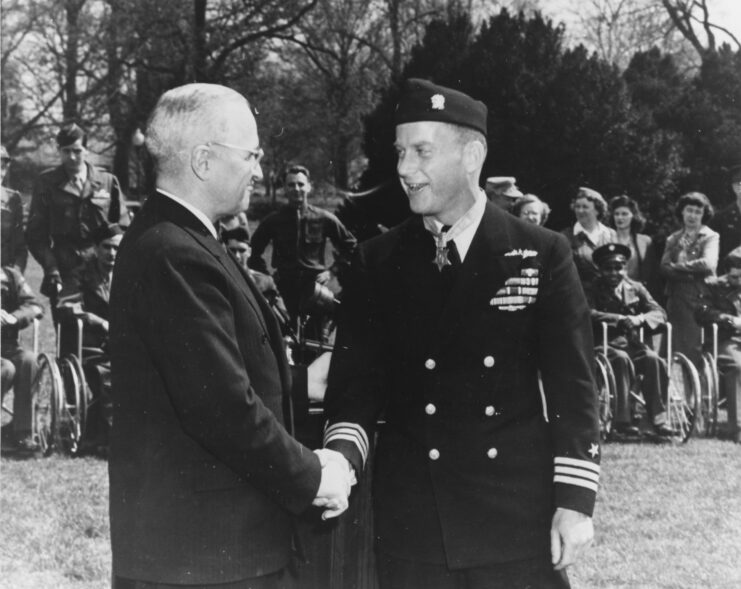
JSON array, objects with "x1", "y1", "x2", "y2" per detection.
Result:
[
  {"x1": 315, "y1": 270, "x2": 331, "y2": 285},
  {"x1": 550, "y1": 507, "x2": 594, "y2": 571},
  {"x1": 307, "y1": 351, "x2": 332, "y2": 401}
]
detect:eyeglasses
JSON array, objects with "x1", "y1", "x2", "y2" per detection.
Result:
[
  {"x1": 209, "y1": 141, "x2": 264, "y2": 164},
  {"x1": 228, "y1": 246, "x2": 250, "y2": 254}
]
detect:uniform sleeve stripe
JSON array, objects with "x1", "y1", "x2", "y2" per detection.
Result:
[
  {"x1": 324, "y1": 428, "x2": 368, "y2": 457},
  {"x1": 324, "y1": 422, "x2": 369, "y2": 463},
  {"x1": 554, "y1": 466, "x2": 600, "y2": 483},
  {"x1": 554, "y1": 475, "x2": 599, "y2": 492},
  {"x1": 554, "y1": 457, "x2": 600, "y2": 474},
  {"x1": 324, "y1": 422, "x2": 369, "y2": 453}
]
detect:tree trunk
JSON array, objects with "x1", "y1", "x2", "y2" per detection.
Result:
[{"x1": 63, "y1": 0, "x2": 84, "y2": 121}]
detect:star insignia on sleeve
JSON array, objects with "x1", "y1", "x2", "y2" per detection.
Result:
[{"x1": 588, "y1": 443, "x2": 599, "y2": 458}]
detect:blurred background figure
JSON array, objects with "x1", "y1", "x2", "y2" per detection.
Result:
[
  {"x1": 249, "y1": 164, "x2": 356, "y2": 334},
  {"x1": 660, "y1": 192, "x2": 719, "y2": 364},
  {"x1": 1, "y1": 265, "x2": 44, "y2": 454},
  {"x1": 609, "y1": 195, "x2": 661, "y2": 301},
  {"x1": 695, "y1": 246, "x2": 741, "y2": 445},
  {"x1": 222, "y1": 226, "x2": 291, "y2": 335},
  {"x1": 562, "y1": 186, "x2": 617, "y2": 288},
  {"x1": 709, "y1": 164, "x2": 741, "y2": 274},
  {"x1": 587, "y1": 244, "x2": 671, "y2": 437},
  {"x1": 26, "y1": 123, "x2": 129, "y2": 303},
  {"x1": 1, "y1": 145, "x2": 28, "y2": 274},
  {"x1": 484, "y1": 175, "x2": 523, "y2": 212},
  {"x1": 56, "y1": 223, "x2": 124, "y2": 454},
  {"x1": 512, "y1": 193, "x2": 551, "y2": 226}
]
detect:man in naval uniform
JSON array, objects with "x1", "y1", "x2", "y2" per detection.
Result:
[
  {"x1": 484, "y1": 176, "x2": 523, "y2": 213},
  {"x1": 322, "y1": 78, "x2": 600, "y2": 588}
]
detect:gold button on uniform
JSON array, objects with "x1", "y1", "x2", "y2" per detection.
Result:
[
  {"x1": 483, "y1": 356, "x2": 495, "y2": 368},
  {"x1": 425, "y1": 403, "x2": 436, "y2": 415},
  {"x1": 485, "y1": 405, "x2": 495, "y2": 417},
  {"x1": 429, "y1": 449, "x2": 440, "y2": 460},
  {"x1": 425, "y1": 358, "x2": 436, "y2": 370},
  {"x1": 487, "y1": 448, "x2": 498, "y2": 459}
]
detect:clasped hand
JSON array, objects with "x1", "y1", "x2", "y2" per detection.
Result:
[{"x1": 312, "y1": 448, "x2": 356, "y2": 520}]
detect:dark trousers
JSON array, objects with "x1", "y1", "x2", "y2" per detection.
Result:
[
  {"x1": 377, "y1": 554, "x2": 570, "y2": 589},
  {"x1": 607, "y1": 344, "x2": 666, "y2": 425},
  {"x1": 1, "y1": 345, "x2": 38, "y2": 436},
  {"x1": 718, "y1": 338, "x2": 741, "y2": 440},
  {"x1": 113, "y1": 568, "x2": 289, "y2": 589}
]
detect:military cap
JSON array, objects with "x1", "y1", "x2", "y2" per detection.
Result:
[
  {"x1": 56, "y1": 123, "x2": 87, "y2": 148},
  {"x1": 0, "y1": 145, "x2": 11, "y2": 161},
  {"x1": 92, "y1": 222, "x2": 124, "y2": 244},
  {"x1": 485, "y1": 176, "x2": 523, "y2": 198},
  {"x1": 725, "y1": 246, "x2": 741, "y2": 268},
  {"x1": 593, "y1": 243, "x2": 631, "y2": 267},
  {"x1": 222, "y1": 226, "x2": 251, "y2": 245},
  {"x1": 395, "y1": 78, "x2": 488, "y2": 136}
]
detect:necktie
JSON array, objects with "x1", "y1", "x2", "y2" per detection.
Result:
[{"x1": 442, "y1": 226, "x2": 461, "y2": 266}]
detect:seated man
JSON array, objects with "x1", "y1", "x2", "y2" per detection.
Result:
[
  {"x1": 222, "y1": 226, "x2": 291, "y2": 333},
  {"x1": 1, "y1": 265, "x2": 44, "y2": 453},
  {"x1": 57, "y1": 222, "x2": 123, "y2": 452},
  {"x1": 696, "y1": 246, "x2": 741, "y2": 444},
  {"x1": 587, "y1": 243, "x2": 672, "y2": 436}
]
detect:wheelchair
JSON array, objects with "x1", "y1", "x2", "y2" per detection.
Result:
[
  {"x1": 30, "y1": 313, "x2": 107, "y2": 456},
  {"x1": 596, "y1": 322, "x2": 700, "y2": 443},
  {"x1": 697, "y1": 323, "x2": 722, "y2": 437}
]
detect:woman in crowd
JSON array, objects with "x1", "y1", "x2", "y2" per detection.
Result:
[
  {"x1": 562, "y1": 186, "x2": 617, "y2": 287},
  {"x1": 609, "y1": 195, "x2": 661, "y2": 300},
  {"x1": 660, "y1": 192, "x2": 719, "y2": 364},
  {"x1": 513, "y1": 193, "x2": 551, "y2": 226}
]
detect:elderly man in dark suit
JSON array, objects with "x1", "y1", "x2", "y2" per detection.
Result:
[
  {"x1": 109, "y1": 83, "x2": 353, "y2": 589},
  {"x1": 323, "y1": 79, "x2": 600, "y2": 589}
]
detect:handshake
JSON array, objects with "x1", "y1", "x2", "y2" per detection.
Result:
[{"x1": 311, "y1": 448, "x2": 357, "y2": 520}]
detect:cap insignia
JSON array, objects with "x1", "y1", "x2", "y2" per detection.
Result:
[{"x1": 430, "y1": 94, "x2": 445, "y2": 110}]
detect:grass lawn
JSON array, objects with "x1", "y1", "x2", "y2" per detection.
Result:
[{"x1": 2, "y1": 247, "x2": 739, "y2": 588}]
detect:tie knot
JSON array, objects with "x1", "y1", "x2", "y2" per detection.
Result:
[{"x1": 441, "y1": 224, "x2": 452, "y2": 233}]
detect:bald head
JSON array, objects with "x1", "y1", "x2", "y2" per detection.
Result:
[{"x1": 145, "y1": 83, "x2": 252, "y2": 177}]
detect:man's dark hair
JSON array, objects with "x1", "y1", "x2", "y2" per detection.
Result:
[
  {"x1": 222, "y1": 226, "x2": 251, "y2": 245},
  {"x1": 283, "y1": 165, "x2": 310, "y2": 183}
]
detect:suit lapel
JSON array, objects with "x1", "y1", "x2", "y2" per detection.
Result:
[{"x1": 149, "y1": 193, "x2": 288, "y2": 377}]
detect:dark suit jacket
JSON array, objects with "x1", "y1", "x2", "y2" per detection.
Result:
[
  {"x1": 324, "y1": 202, "x2": 599, "y2": 569},
  {"x1": 109, "y1": 192, "x2": 321, "y2": 585}
]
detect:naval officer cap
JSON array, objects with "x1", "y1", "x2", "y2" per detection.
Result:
[
  {"x1": 485, "y1": 176, "x2": 523, "y2": 198},
  {"x1": 593, "y1": 243, "x2": 632, "y2": 267},
  {"x1": 395, "y1": 78, "x2": 488, "y2": 137}
]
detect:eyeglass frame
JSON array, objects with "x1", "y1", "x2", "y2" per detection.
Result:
[{"x1": 207, "y1": 141, "x2": 264, "y2": 164}]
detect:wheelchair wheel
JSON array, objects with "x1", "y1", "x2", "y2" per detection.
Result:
[
  {"x1": 31, "y1": 353, "x2": 63, "y2": 456},
  {"x1": 66, "y1": 354, "x2": 91, "y2": 440},
  {"x1": 57, "y1": 356, "x2": 86, "y2": 455},
  {"x1": 595, "y1": 353, "x2": 617, "y2": 441},
  {"x1": 665, "y1": 352, "x2": 700, "y2": 444},
  {"x1": 698, "y1": 351, "x2": 719, "y2": 437}
]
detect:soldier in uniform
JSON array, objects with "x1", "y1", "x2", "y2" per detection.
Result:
[
  {"x1": 57, "y1": 222, "x2": 123, "y2": 452},
  {"x1": 696, "y1": 246, "x2": 741, "y2": 444},
  {"x1": 1, "y1": 145, "x2": 28, "y2": 273},
  {"x1": 1, "y1": 265, "x2": 44, "y2": 452},
  {"x1": 25, "y1": 123, "x2": 128, "y2": 302},
  {"x1": 710, "y1": 165, "x2": 741, "y2": 274},
  {"x1": 323, "y1": 79, "x2": 599, "y2": 589},
  {"x1": 222, "y1": 226, "x2": 291, "y2": 331},
  {"x1": 484, "y1": 176, "x2": 523, "y2": 213},
  {"x1": 248, "y1": 164, "x2": 357, "y2": 327},
  {"x1": 586, "y1": 243, "x2": 672, "y2": 437}
]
